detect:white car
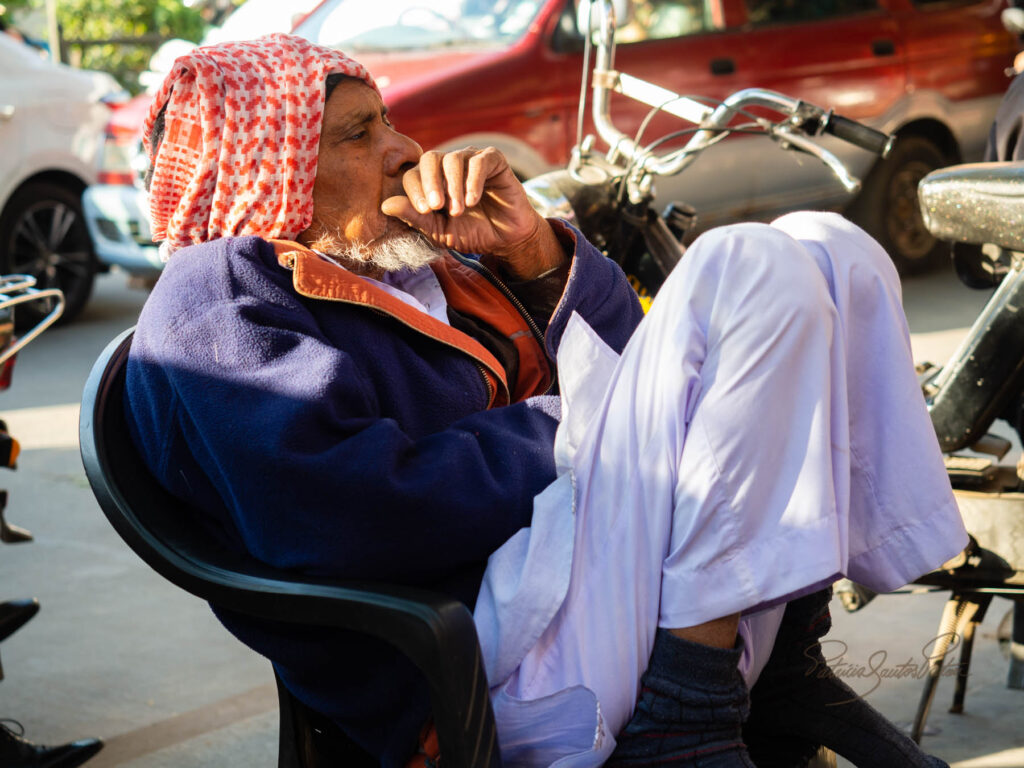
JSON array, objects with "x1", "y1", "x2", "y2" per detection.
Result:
[{"x1": 0, "y1": 33, "x2": 123, "y2": 323}]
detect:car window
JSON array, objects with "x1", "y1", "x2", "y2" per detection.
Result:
[
  {"x1": 745, "y1": 0, "x2": 878, "y2": 25},
  {"x1": 293, "y1": 0, "x2": 547, "y2": 51},
  {"x1": 613, "y1": 0, "x2": 720, "y2": 42},
  {"x1": 202, "y1": 0, "x2": 322, "y2": 45}
]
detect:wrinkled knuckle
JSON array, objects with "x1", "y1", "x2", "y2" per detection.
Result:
[{"x1": 442, "y1": 151, "x2": 464, "y2": 169}]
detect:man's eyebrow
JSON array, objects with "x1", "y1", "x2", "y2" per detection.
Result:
[{"x1": 324, "y1": 106, "x2": 390, "y2": 140}]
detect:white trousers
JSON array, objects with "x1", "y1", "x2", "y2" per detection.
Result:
[{"x1": 474, "y1": 212, "x2": 967, "y2": 768}]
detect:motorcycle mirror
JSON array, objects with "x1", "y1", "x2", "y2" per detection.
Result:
[
  {"x1": 1002, "y1": 7, "x2": 1024, "y2": 36},
  {"x1": 576, "y1": 0, "x2": 629, "y2": 41}
]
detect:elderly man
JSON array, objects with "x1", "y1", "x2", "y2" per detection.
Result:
[{"x1": 126, "y1": 34, "x2": 964, "y2": 768}]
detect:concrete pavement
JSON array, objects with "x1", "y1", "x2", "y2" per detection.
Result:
[{"x1": 0, "y1": 265, "x2": 1018, "y2": 766}]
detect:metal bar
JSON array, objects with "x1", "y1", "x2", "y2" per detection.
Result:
[
  {"x1": 950, "y1": 596, "x2": 990, "y2": 713},
  {"x1": 0, "y1": 288, "x2": 65, "y2": 366},
  {"x1": 912, "y1": 596, "x2": 966, "y2": 743},
  {"x1": 601, "y1": 71, "x2": 712, "y2": 125},
  {"x1": 45, "y1": 0, "x2": 59, "y2": 63}
]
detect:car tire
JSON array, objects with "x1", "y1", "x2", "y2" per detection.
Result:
[
  {"x1": 0, "y1": 180, "x2": 97, "y2": 326},
  {"x1": 846, "y1": 135, "x2": 951, "y2": 275}
]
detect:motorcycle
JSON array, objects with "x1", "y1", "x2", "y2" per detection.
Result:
[
  {"x1": 844, "y1": 18, "x2": 1024, "y2": 735},
  {"x1": 821, "y1": 5, "x2": 1024, "y2": 743},
  {"x1": 892, "y1": 160, "x2": 1024, "y2": 743},
  {"x1": 525, "y1": 0, "x2": 1023, "y2": 751},
  {"x1": 523, "y1": 4, "x2": 899, "y2": 765},
  {"x1": 524, "y1": 0, "x2": 892, "y2": 309}
]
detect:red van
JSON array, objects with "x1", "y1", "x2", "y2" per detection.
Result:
[{"x1": 293, "y1": 0, "x2": 1017, "y2": 271}]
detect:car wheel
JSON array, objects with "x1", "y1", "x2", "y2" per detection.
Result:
[
  {"x1": 0, "y1": 180, "x2": 96, "y2": 326},
  {"x1": 846, "y1": 135, "x2": 950, "y2": 275}
]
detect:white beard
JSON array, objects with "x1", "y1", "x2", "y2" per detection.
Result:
[{"x1": 308, "y1": 228, "x2": 445, "y2": 276}]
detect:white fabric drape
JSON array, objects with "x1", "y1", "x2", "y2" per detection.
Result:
[{"x1": 473, "y1": 212, "x2": 967, "y2": 768}]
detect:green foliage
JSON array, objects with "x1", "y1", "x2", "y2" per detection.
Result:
[{"x1": 8, "y1": 0, "x2": 210, "y2": 94}]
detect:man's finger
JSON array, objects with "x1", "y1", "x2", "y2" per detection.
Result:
[
  {"x1": 442, "y1": 150, "x2": 470, "y2": 216},
  {"x1": 381, "y1": 195, "x2": 420, "y2": 226},
  {"x1": 416, "y1": 151, "x2": 445, "y2": 212},
  {"x1": 465, "y1": 147, "x2": 505, "y2": 208},
  {"x1": 400, "y1": 166, "x2": 428, "y2": 214},
  {"x1": 381, "y1": 195, "x2": 450, "y2": 248}
]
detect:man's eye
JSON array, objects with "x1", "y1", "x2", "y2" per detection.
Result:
[{"x1": 346, "y1": 130, "x2": 367, "y2": 142}]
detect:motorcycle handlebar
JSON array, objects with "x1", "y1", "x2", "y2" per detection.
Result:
[
  {"x1": 579, "y1": 0, "x2": 895, "y2": 200},
  {"x1": 823, "y1": 114, "x2": 894, "y2": 157}
]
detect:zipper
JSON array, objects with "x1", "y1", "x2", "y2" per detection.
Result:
[
  {"x1": 450, "y1": 252, "x2": 556, "y2": 396},
  {"x1": 474, "y1": 361, "x2": 495, "y2": 406}
]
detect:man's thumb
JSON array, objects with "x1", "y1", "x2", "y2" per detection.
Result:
[{"x1": 381, "y1": 195, "x2": 420, "y2": 227}]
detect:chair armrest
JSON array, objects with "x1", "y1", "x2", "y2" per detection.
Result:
[{"x1": 198, "y1": 564, "x2": 499, "y2": 768}]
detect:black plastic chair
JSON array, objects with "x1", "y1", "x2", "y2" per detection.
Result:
[{"x1": 79, "y1": 328, "x2": 501, "y2": 768}]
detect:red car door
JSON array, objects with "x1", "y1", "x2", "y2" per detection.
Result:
[
  {"x1": 722, "y1": 0, "x2": 908, "y2": 217},
  {"x1": 594, "y1": 0, "x2": 762, "y2": 223},
  {"x1": 890, "y1": 0, "x2": 1016, "y2": 162}
]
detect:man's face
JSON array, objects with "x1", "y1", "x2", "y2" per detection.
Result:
[{"x1": 301, "y1": 78, "x2": 422, "y2": 251}]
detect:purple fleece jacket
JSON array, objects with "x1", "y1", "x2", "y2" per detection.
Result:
[{"x1": 125, "y1": 220, "x2": 643, "y2": 765}]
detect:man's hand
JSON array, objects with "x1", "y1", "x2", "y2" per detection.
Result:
[{"x1": 381, "y1": 147, "x2": 567, "y2": 281}]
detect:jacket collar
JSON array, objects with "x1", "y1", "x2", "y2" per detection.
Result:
[{"x1": 269, "y1": 239, "x2": 510, "y2": 407}]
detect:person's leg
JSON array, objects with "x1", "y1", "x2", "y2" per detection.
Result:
[
  {"x1": 769, "y1": 212, "x2": 967, "y2": 589},
  {"x1": 603, "y1": 221, "x2": 846, "y2": 766},
  {"x1": 671, "y1": 615, "x2": 739, "y2": 649},
  {"x1": 744, "y1": 589, "x2": 949, "y2": 768},
  {"x1": 625, "y1": 214, "x2": 957, "y2": 767},
  {"x1": 491, "y1": 213, "x2": 962, "y2": 767},
  {"x1": 502, "y1": 221, "x2": 844, "y2": 767},
  {"x1": 608, "y1": 627, "x2": 755, "y2": 768}
]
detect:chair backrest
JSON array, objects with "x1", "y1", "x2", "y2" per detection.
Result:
[{"x1": 79, "y1": 328, "x2": 501, "y2": 768}]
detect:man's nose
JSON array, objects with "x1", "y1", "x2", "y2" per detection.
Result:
[{"x1": 384, "y1": 130, "x2": 422, "y2": 176}]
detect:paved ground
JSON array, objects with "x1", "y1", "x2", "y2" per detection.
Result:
[
  {"x1": 0, "y1": 263, "x2": 1019, "y2": 766},
  {"x1": 0, "y1": 273, "x2": 279, "y2": 765}
]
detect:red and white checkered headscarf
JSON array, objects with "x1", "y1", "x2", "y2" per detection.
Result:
[{"x1": 143, "y1": 34, "x2": 379, "y2": 257}]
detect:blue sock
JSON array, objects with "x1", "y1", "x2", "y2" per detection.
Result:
[{"x1": 607, "y1": 629, "x2": 755, "y2": 767}]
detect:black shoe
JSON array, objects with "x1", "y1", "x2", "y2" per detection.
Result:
[
  {"x1": 0, "y1": 720, "x2": 103, "y2": 768},
  {"x1": 0, "y1": 599, "x2": 39, "y2": 644}
]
